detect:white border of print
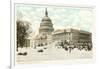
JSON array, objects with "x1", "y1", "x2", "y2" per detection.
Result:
[{"x1": 10, "y1": 0, "x2": 96, "y2": 69}]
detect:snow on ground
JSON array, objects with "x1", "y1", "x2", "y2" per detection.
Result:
[{"x1": 16, "y1": 42, "x2": 93, "y2": 63}]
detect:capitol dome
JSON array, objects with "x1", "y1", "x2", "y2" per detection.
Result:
[
  {"x1": 42, "y1": 16, "x2": 51, "y2": 21},
  {"x1": 39, "y1": 8, "x2": 54, "y2": 35}
]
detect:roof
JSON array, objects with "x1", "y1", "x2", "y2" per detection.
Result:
[{"x1": 52, "y1": 28, "x2": 91, "y2": 35}]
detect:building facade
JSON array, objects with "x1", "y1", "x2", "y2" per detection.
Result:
[
  {"x1": 33, "y1": 8, "x2": 92, "y2": 47},
  {"x1": 34, "y1": 8, "x2": 54, "y2": 45},
  {"x1": 52, "y1": 28, "x2": 92, "y2": 44}
]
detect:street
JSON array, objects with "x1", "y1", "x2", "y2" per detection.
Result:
[{"x1": 16, "y1": 42, "x2": 92, "y2": 64}]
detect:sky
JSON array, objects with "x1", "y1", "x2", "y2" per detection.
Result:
[{"x1": 16, "y1": 4, "x2": 94, "y2": 35}]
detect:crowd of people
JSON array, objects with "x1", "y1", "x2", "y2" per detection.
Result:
[
  {"x1": 33, "y1": 40, "x2": 92, "y2": 53},
  {"x1": 55, "y1": 40, "x2": 92, "y2": 52}
]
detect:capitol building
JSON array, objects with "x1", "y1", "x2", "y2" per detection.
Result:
[
  {"x1": 16, "y1": 7, "x2": 93, "y2": 63},
  {"x1": 32, "y1": 8, "x2": 92, "y2": 47}
]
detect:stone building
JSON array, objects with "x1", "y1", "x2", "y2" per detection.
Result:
[
  {"x1": 33, "y1": 8, "x2": 92, "y2": 47},
  {"x1": 79, "y1": 30, "x2": 92, "y2": 42},
  {"x1": 34, "y1": 8, "x2": 54, "y2": 45},
  {"x1": 52, "y1": 28, "x2": 92, "y2": 44}
]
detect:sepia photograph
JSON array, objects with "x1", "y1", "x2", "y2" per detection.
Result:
[{"x1": 15, "y1": 4, "x2": 94, "y2": 64}]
